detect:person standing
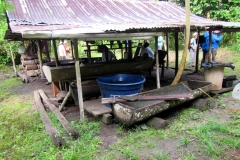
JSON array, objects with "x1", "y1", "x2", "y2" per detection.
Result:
[
  {"x1": 58, "y1": 40, "x2": 67, "y2": 60},
  {"x1": 157, "y1": 36, "x2": 164, "y2": 51},
  {"x1": 211, "y1": 30, "x2": 223, "y2": 62},
  {"x1": 188, "y1": 32, "x2": 198, "y2": 68}
]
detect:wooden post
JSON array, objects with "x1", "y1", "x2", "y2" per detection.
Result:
[
  {"x1": 70, "y1": 40, "x2": 74, "y2": 59},
  {"x1": 174, "y1": 32, "x2": 179, "y2": 75},
  {"x1": 195, "y1": 29, "x2": 200, "y2": 72},
  {"x1": 9, "y1": 43, "x2": 17, "y2": 74},
  {"x1": 208, "y1": 27, "x2": 212, "y2": 63},
  {"x1": 52, "y1": 81, "x2": 61, "y2": 98},
  {"x1": 73, "y1": 39, "x2": 84, "y2": 122},
  {"x1": 155, "y1": 36, "x2": 160, "y2": 88},
  {"x1": 52, "y1": 40, "x2": 62, "y2": 95},
  {"x1": 52, "y1": 40, "x2": 60, "y2": 67},
  {"x1": 128, "y1": 40, "x2": 132, "y2": 60},
  {"x1": 166, "y1": 33, "x2": 169, "y2": 69},
  {"x1": 86, "y1": 42, "x2": 91, "y2": 63},
  {"x1": 37, "y1": 40, "x2": 44, "y2": 78}
]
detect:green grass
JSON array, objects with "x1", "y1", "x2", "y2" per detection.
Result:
[
  {"x1": 0, "y1": 77, "x2": 102, "y2": 159},
  {"x1": 1, "y1": 48, "x2": 240, "y2": 159},
  {"x1": 0, "y1": 78, "x2": 22, "y2": 99}
]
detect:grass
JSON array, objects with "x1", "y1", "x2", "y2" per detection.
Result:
[
  {"x1": 0, "y1": 73, "x2": 102, "y2": 159},
  {"x1": 1, "y1": 48, "x2": 240, "y2": 159}
]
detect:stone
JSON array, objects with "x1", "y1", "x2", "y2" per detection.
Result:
[
  {"x1": 146, "y1": 117, "x2": 169, "y2": 129},
  {"x1": 208, "y1": 99, "x2": 218, "y2": 108},
  {"x1": 191, "y1": 98, "x2": 209, "y2": 111},
  {"x1": 102, "y1": 113, "x2": 113, "y2": 125}
]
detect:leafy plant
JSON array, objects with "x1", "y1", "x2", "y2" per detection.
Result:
[
  {"x1": 154, "y1": 151, "x2": 170, "y2": 160},
  {"x1": 181, "y1": 136, "x2": 191, "y2": 147}
]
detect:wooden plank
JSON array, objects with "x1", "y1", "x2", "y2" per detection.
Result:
[
  {"x1": 92, "y1": 109, "x2": 112, "y2": 117},
  {"x1": 17, "y1": 71, "x2": 29, "y2": 83},
  {"x1": 84, "y1": 99, "x2": 112, "y2": 117},
  {"x1": 210, "y1": 86, "x2": 234, "y2": 95},
  {"x1": 34, "y1": 91, "x2": 65, "y2": 147},
  {"x1": 38, "y1": 89, "x2": 79, "y2": 139}
]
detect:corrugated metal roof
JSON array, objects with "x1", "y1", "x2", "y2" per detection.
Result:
[{"x1": 5, "y1": 0, "x2": 240, "y2": 39}]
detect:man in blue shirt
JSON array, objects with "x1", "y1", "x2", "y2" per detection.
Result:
[
  {"x1": 211, "y1": 30, "x2": 223, "y2": 62},
  {"x1": 200, "y1": 28, "x2": 223, "y2": 65}
]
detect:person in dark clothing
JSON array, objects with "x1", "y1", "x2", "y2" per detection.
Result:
[{"x1": 98, "y1": 45, "x2": 116, "y2": 62}]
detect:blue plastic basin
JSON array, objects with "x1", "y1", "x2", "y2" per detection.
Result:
[{"x1": 97, "y1": 74, "x2": 146, "y2": 106}]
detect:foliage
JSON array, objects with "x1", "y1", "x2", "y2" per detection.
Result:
[
  {"x1": 0, "y1": 1, "x2": 21, "y2": 66},
  {"x1": 169, "y1": 0, "x2": 240, "y2": 51}
]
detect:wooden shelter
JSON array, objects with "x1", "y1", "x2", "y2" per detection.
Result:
[{"x1": 4, "y1": 0, "x2": 240, "y2": 121}]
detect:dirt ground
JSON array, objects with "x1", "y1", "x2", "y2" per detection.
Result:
[
  {"x1": 1, "y1": 47, "x2": 239, "y2": 159},
  {"x1": 9, "y1": 67, "x2": 239, "y2": 153}
]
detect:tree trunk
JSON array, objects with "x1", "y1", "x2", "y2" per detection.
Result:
[{"x1": 172, "y1": 0, "x2": 190, "y2": 85}]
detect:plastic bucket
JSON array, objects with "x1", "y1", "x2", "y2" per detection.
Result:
[{"x1": 97, "y1": 74, "x2": 146, "y2": 107}]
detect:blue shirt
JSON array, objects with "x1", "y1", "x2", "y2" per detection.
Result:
[
  {"x1": 200, "y1": 31, "x2": 223, "y2": 52},
  {"x1": 212, "y1": 33, "x2": 223, "y2": 49},
  {"x1": 200, "y1": 31, "x2": 210, "y2": 52}
]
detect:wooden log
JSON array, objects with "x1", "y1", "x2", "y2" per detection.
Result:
[
  {"x1": 38, "y1": 89, "x2": 79, "y2": 139},
  {"x1": 25, "y1": 64, "x2": 38, "y2": 70},
  {"x1": 17, "y1": 71, "x2": 29, "y2": 83},
  {"x1": 21, "y1": 54, "x2": 38, "y2": 60},
  {"x1": 19, "y1": 65, "x2": 24, "y2": 70},
  {"x1": 59, "y1": 89, "x2": 71, "y2": 112},
  {"x1": 34, "y1": 91, "x2": 65, "y2": 146},
  {"x1": 21, "y1": 60, "x2": 36, "y2": 66},
  {"x1": 101, "y1": 93, "x2": 194, "y2": 104},
  {"x1": 26, "y1": 70, "x2": 37, "y2": 77},
  {"x1": 42, "y1": 59, "x2": 154, "y2": 82},
  {"x1": 34, "y1": 69, "x2": 40, "y2": 76}
]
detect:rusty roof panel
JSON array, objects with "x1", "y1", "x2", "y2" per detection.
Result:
[{"x1": 6, "y1": 0, "x2": 240, "y2": 36}]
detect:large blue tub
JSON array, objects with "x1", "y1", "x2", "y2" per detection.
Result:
[{"x1": 97, "y1": 74, "x2": 146, "y2": 106}]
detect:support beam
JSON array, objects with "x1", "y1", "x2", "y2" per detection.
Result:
[
  {"x1": 128, "y1": 40, "x2": 132, "y2": 60},
  {"x1": 208, "y1": 27, "x2": 213, "y2": 62},
  {"x1": 195, "y1": 29, "x2": 200, "y2": 72},
  {"x1": 166, "y1": 33, "x2": 169, "y2": 69},
  {"x1": 155, "y1": 36, "x2": 160, "y2": 88},
  {"x1": 73, "y1": 38, "x2": 84, "y2": 123},
  {"x1": 174, "y1": 32, "x2": 179, "y2": 75},
  {"x1": 9, "y1": 43, "x2": 17, "y2": 74},
  {"x1": 37, "y1": 40, "x2": 44, "y2": 78},
  {"x1": 52, "y1": 40, "x2": 60, "y2": 67}
]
